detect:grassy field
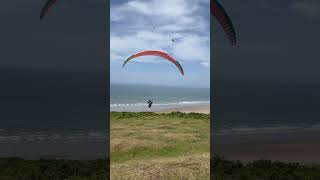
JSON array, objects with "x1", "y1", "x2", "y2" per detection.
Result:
[{"x1": 110, "y1": 112, "x2": 210, "y2": 180}]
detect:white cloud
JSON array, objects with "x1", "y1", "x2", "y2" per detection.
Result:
[
  {"x1": 126, "y1": 0, "x2": 194, "y2": 17},
  {"x1": 110, "y1": 0, "x2": 210, "y2": 67},
  {"x1": 110, "y1": 31, "x2": 171, "y2": 60},
  {"x1": 200, "y1": 62, "x2": 210, "y2": 68},
  {"x1": 110, "y1": 30, "x2": 209, "y2": 65},
  {"x1": 173, "y1": 34, "x2": 209, "y2": 62},
  {"x1": 111, "y1": 0, "x2": 201, "y2": 21}
]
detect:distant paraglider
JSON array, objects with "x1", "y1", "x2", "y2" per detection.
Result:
[
  {"x1": 170, "y1": 38, "x2": 175, "y2": 46},
  {"x1": 211, "y1": 0, "x2": 237, "y2": 46},
  {"x1": 123, "y1": 50, "x2": 184, "y2": 76},
  {"x1": 169, "y1": 32, "x2": 175, "y2": 46}
]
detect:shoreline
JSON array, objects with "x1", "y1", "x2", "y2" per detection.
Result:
[
  {"x1": 111, "y1": 104, "x2": 211, "y2": 114},
  {"x1": 160, "y1": 104, "x2": 210, "y2": 114}
]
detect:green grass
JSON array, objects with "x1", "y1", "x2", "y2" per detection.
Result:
[
  {"x1": 110, "y1": 112, "x2": 210, "y2": 163},
  {"x1": 110, "y1": 111, "x2": 210, "y2": 179}
]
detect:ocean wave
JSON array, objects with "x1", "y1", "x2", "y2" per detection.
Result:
[
  {"x1": 0, "y1": 131, "x2": 106, "y2": 143},
  {"x1": 110, "y1": 101, "x2": 210, "y2": 107},
  {"x1": 215, "y1": 125, "x2": 320, "y2": 135}
]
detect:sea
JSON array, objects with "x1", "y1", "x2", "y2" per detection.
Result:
[
  {"x1": 110, "y1": 84, "x2": 210, "y2": 112},
  {"x1": 212, "y1": 80, "x2": 320, "y2": 144},
  {"x1": 0, "y1": 71, "x2": 108, "y2": 145},
  {"x1": 1, "y1": 79, "x2": 320, "y2": 146}
]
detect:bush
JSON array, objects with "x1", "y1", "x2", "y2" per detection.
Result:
[
  {"x1": 211, "y1": 156, "x2": 320, "y2": 180},
  {"x1": 0, "y1": 158, "x2": 109, "y2": 180}
]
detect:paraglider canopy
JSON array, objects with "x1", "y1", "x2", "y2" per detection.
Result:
[
  {"x1": 123, "y1": 50, "x2": 184, "y2": 76},
  {"x1": 211, "y1": 0, "x2": 237, "y2": 46},
  {"x1": 40, "y1": 0, "x2": 58, "y2": 19}
]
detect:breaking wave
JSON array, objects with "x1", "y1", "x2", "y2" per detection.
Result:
[{"x1": 110, "y1": 101, "x2": 210, "y2": 107}]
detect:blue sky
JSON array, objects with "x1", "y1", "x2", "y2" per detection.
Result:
[{"x1": 110, "y1": 0, "x2": 210, "y2": 88}]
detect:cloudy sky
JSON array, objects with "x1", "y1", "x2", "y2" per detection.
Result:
[{"x1": 110, "y1": 0, "x2": 210, "y2": 88}]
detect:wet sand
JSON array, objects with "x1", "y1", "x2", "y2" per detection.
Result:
[{"x1": 162, "y1": 105, "x2": 210, "y2": 114}]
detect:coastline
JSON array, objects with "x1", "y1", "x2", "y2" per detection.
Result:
[
  {"x1": 111, "y1": 103, "x2": 211, "y2": 114},
  {"x1": 160, "y1": 104, "x2": 210, "y2": 114}
]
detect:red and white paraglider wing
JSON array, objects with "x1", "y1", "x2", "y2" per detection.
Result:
[
  {"x1": 40, "y1": 0, "x2": 59, "y2": 19},
  {"x1": 211, "y1": 0, "x2": 237, "y2": 46},
  {"x1": 123, "y1": 50, "x2": 184, "y2": 76}
]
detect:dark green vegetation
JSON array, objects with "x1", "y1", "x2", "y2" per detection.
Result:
[
  {"x1": 1, "y1": 157, "x2": 320, "y2": 180},
  {"x1": 0, "y1": 158, "x2": 109, "y2": 180},
  {"x1": 111, "y1": 111, "x2": 210, "y2": 120},
  {"x1": 212, "y1": 156, "x2": 320, "y2": 180}
]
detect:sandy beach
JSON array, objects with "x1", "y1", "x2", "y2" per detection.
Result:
[{"x1": 161, "y1": 104, "x2": 210, "y2": 114}]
